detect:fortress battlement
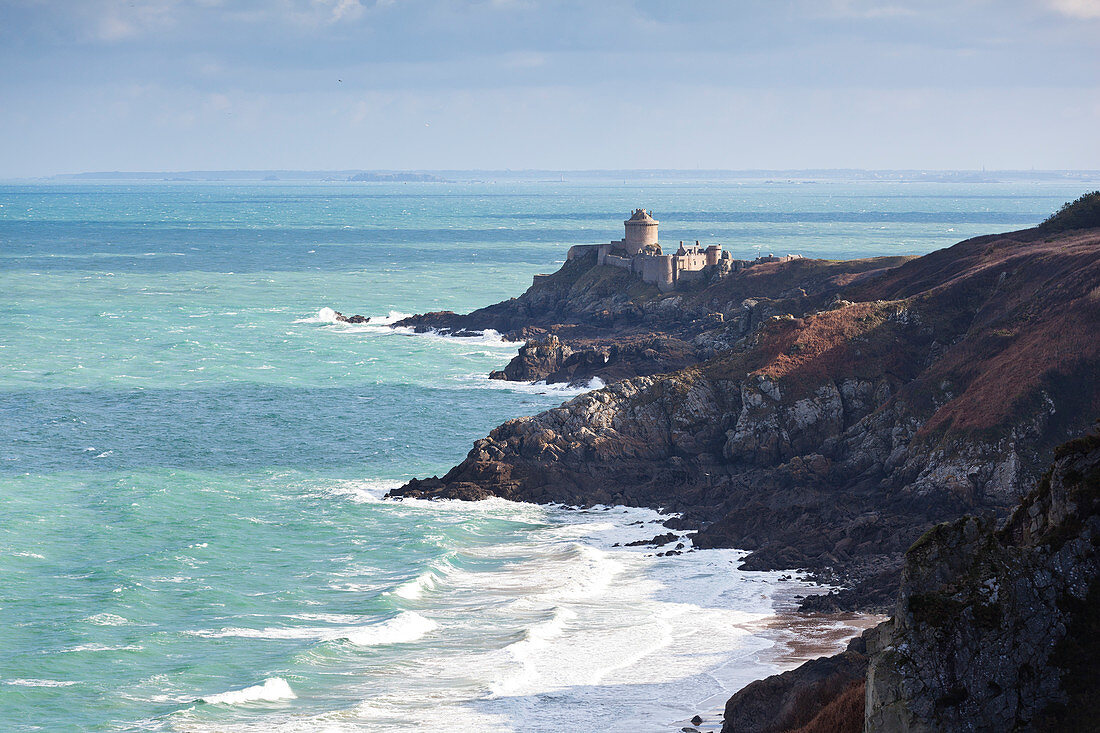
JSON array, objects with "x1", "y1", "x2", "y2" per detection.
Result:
[{"x1": 565, "y1": 209, "x2": 801, "y2": 292}]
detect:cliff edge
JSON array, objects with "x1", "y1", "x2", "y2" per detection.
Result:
[{"x1": 390, "y1": 221, "x2": 1100, "y2": 608}]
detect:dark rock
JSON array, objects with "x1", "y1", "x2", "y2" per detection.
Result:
[
  {"x1": 691, "y1": 715, "x2": 703, "y2": 725},
  {"x1": 384, "y1": 222, "x2": 1100, "y2": 618},
  {"x1": 865, "y1": 432, "x2": 1100, "y2": 732},
  {"x1": 623, "y1": 532, "x2": 678, "y2": 547},
  {"x1": 721, "y1": 631, "x2": 870, "y2": 733}
]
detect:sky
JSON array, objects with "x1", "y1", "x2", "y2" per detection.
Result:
[{"x1": 0, "y1": 0, "x2": 1098, "y2": 176}]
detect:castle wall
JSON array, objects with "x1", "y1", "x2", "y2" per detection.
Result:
[
  {"x1": 649, "y1": 256, "x2": 676, "y2": 292},
  {"x1": 604, "y1": 254, "x2": 633, "y2": 270},
  {"x1": 576, "y1": 210, "x2": 802, "y2": 293},
  {"x1": 676, "y1": 267, "x2": 708, "y2": 284},
  {"x1": 568, "y1": 244, "x2": 603, "y2": 261}
]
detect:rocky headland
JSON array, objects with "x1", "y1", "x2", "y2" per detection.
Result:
[
  {"x1": 339, "y1": 192, "x2": 1100, "y2": 729},
  {"x1": 378, "y1": 196, "x2": 1100, "y2": 612}
]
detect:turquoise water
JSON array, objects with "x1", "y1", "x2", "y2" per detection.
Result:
[{"x1": 0, "y1": 180, "x2": 1085, "y2": 731}]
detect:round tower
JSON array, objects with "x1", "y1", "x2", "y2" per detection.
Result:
[
  {"x1": 705, "y1": 244, "x2": 722, "y2": 266},
  {"x1": 623, "y1": 209, "x2": 658, "y2": 255}
]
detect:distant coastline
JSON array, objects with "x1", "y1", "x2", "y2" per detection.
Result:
[{"x1": 35, "y1": 168, "x2": 1100, "y2": 185}]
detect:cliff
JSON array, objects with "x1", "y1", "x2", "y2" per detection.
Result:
[
  {"x1": 863, "y1": 430, "x2": 1100, "y2": 731},
  {"x1": 721, "y1": 429, "x2": 1100, "y2": 732},
  {"x1": 389, "y1": 223, "x2": 1100, "y2": 608}
]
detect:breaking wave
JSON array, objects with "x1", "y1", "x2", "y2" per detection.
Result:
[
  {"x1": 188, "y1": 611, "x2": 437, "y2": 648},
  {"x1": 200, "y1": 677, "x2": 296, "y2": 705}
]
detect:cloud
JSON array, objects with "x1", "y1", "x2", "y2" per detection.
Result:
[
  {"x1": 327, "y1": 0, "x2": 366, "y2": 22},
  {"x1": 1047, "y1": 0, "x2": 1100, "y2": 18},
  {"x1": 91, "y1": 0, "x2": 181, "y2": 42}
]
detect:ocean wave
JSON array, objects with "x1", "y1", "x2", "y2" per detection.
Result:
[
  {"x1": 490, "y1": 607, "x2": 578, "y2": 697},
  {"x1": 293, "y1": 307, "x2": 413, "y2": 327},
  {"x1": 295, "y1": 307, "x2": 520, "y2": 348},
  {"x1": 4, "y1": 678, "x2": 80, "y2": 687},
  {"x1": 459, "y1": 374, "x2": 605, "y2": 396},
  {"x1": 393, "y1": 570, "x2": 439, "y2": 600},
  {"x1": 59, "y1": 643, "x2": 143, "y2": 653},
  {"x1": 339, "y1": 611, "x2": 438, "y2": 646},
  {"x1": 188, "y1": 611, "x2": 437, "y2": 648},
  {"x1": 199, "y1": 677, "x2": 296, "y2": 705},
  {"x1": 512, "y1": 607, "x2": 576, "y2": 653},
  {"x1": 292, "y1": 306, "x2": 339, "y2": 324},
  {"x1": 322, "y1": 479, "x2": 399, "y2": 504}
]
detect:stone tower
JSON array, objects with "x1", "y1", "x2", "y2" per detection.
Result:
[{"x1": 623, "y1": 208, "x2": 658, "y2": 255}]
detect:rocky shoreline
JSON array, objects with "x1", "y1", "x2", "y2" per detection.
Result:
[
  {"x1": 338, "y1": 193, "x2": 1100, "y2": 730},
  {"x1": 376, "y1": 220, "x2": 1100, "y2": 613}
]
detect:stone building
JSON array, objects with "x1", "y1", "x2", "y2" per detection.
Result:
[
  {"x1": 563, "y1": 209, "x2": 802, "y2": 292},
  {"x1": 566, "y1": 209, "x2": 734, "y2": 291}
]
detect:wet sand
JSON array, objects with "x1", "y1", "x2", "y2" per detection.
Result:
[{"x1": 673, "y1": 585, "x2": 884, "y2": 732}]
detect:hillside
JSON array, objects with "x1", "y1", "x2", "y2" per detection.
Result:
[
  {"x1": 386, "y1": 251, "x2": 911, "y2": 385},
  {"x1": 389, "y1": 221, "x2": 1100, "y2": 608}
]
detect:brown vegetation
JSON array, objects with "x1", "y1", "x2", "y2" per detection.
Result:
[{"x1": 785, "y1": 680, "x2": 865, "y2": 733}]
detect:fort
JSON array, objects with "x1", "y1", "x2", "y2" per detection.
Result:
[{"x1": 560, "y1": 209, "x2": 802, "y2": 292}]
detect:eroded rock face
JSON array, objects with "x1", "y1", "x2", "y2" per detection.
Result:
[
  {"x1": 390, "y1": 226, "x2": 1100, "y2": 609},
  {"x1": 721, "y1": 632, "x2": 870, "y2": 733},
  {"x1": 865, "y1": 434, "x2": 1100, "y2": 732}
]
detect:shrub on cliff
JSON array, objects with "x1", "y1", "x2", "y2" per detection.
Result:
[{"x1": 1040, "y1": 191, "x2": 1100, "y2": 232}]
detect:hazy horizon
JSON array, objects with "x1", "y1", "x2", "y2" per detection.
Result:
[
  {"x1": 15, "y1": 167, "x2": 1100, "y2": 183},
  {"x1": 2, "y1": 0, "x2": 1098, "y2": 177}
]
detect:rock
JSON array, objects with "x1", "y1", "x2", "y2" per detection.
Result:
[
  {"x1": 864, "y1": 432, "x2": 1100, "y2": 732},
  {"x1": 333, "y1": 311, "x2": 370, "y2": 324},
  {"x1": 721, "y1": 632, "x2": 870, "y2": 733},
  {"x1": 691, "y1": 714, "x2": 703, "y2": 725},
  {"x1": 387, "y1": 223, "x2": 1100, "y2": 613}
]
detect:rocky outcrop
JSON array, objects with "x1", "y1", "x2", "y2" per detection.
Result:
[
  {"x1": 376, "y1": 250, "x2": 913, "y2": 386},
  {"x1": 390, "y1": 225, "x2": 1100, "y2": 609},
  {"x1": 487, "y1": 333, "x2": 699, "y2": 385},
  {"x1": 864, "y1": 431, "x2": 1100, "y2": 732},
  {"x1": 721, "y1": 631, "x2": 870, "y2": 733},
  {"x1": 714, "y1": 431, "x2": 1099, "y2": 733}
]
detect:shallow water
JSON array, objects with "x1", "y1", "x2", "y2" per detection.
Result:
[{"x1": 0, "y1": 179, "x2": 1085, "y2": 731}]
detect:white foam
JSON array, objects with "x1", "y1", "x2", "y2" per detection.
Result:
[
  {"x1": 89, "y1": 500, "x2": 865, "y2": 733},
  {"x1": 294, "y1": 307, "x2": 413, "y2": 327},
  {"x1": 189, "y1": 611, "x2": 437, "y2": 648},
  {"x1": 4, "y1": 678, "x2": 80, "y2": 687},
  {"x1": 459, "y1": 374, "x2": 605, "y2": 396},
  {"x1": 59, "y1": 643, "x2": 143, "y2": 653},
  {"x1": 364, "y1": 310, "x2": 415, "y2": 326},
  {"x1": 322, "y1": 479, "x2": 397, "y2": 504},
  {"x1": 84, "y1": 613, "x2": 131, "y2": 626},
  {"x1": 200, "y1": 677, "x2": 296, "y2": 705},
  {"x1": 340, "y1": 611, "x2": 438, "y2": 646},
  {"x1": 293, "y1": 306, "x2": 339, "y2": 324},
  {"x1": 393, "y1": 571, "x2": 438, "y2": 600}
]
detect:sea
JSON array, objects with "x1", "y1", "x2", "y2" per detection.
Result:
[{"x1": 0, "y1": 177, "x2": 1090, "y2": 732}]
